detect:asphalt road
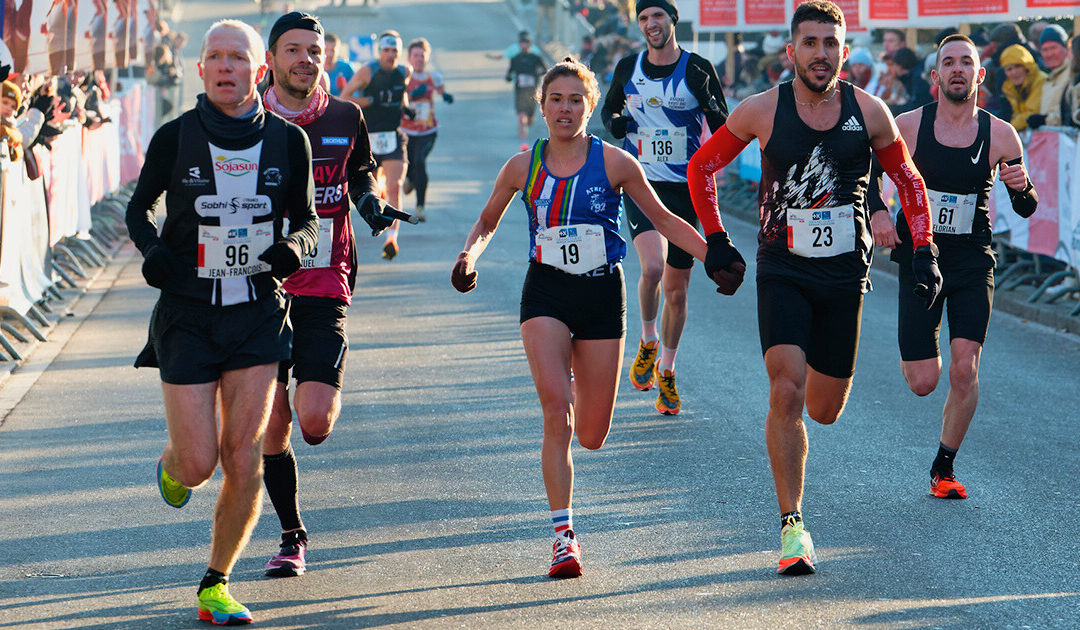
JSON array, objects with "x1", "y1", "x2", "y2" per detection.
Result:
[{"x1": 1, "y1": 0, "x2": 1078, "y2": 627}]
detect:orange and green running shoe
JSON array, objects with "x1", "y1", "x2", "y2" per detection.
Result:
[
  {"x1": 778, "y1": 516, "x2": 817, "y2": 575},
  {"x1": 157, "y1": 458, "x2": 190, "y2": 509},
  {"x1": 629, "y1": 339, "x2": 658, "y2": 391},
  {"x1": 197, "y1": 582, "x2": 253, "y2": 625},
  {"x1": 654, "y1": 367, "x2": 681, "y2": 415}
]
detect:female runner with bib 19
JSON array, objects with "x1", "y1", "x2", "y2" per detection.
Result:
[{"x1": 450, "y1": 57, "x2": 707, "y2": 579}]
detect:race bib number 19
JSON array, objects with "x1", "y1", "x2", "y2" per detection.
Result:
[
  {"x1": 198, "y1": 224, "x2": 274, "y2": 278},
  {"x1": 635, "y1": 127, "x2": 687, "y2": 164},
  {"x1": 787, "y1": 205, "x2": 856, "y2": 258},
  {"x1": 536, "y1": 223, "x2": 606, "y2": 274}
]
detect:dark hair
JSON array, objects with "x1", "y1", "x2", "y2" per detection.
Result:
[
  {"x1": 883, "y1": 28, "x2": 905, "y2": 43},
  {"x1": 938, "y1": 34, "x2": 975, "y2": 51},
  {"x1": 325, "y1": 32, "x2": 339, "y2": 45},
  {"x1": 408, "y1": 37, "x2": 431, "y2": 54},
  {"x1": 934, "y1": 27, "x2": 958, "y2": 47},
  {"x1": 790, "y1": 0, "x2": 845, "y2": 38},
  {"x1": 892, "y1": 46, "x2": 918, "y2": 71},
  {"x1": 537, "y1": 57, "x2": 600, "y2": 108}
]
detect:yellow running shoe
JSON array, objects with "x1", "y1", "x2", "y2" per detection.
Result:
[
  {"x1": 629, "y1": 339, "x2": 659, "y2": 391},
  {"x1": 157, "y1": 458, "x2": 190, "y2": 508},
  {"x1": 778, "y1": 516, "x2": 817, "y2": 575},
  {"x1": 197, "y1": 582, "x2": 253, "y2": 625},
  {"x1": 654, "y1": 366, "x2": 680, "y2": 415}
]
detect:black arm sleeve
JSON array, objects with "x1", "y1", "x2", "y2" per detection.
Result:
[
  {"x1": 685, "y1": 54, "x2": 729, "y2": 133},
  {"x1": 125, "y1": 120, "x2": 180, "y2": 256},
  {"x1": 347, "y1": 111, "x2": 378, "y2": 206},
  {"x1": 282, "y1": 125, "x2": 319, "y2": 255},
  {"x1": 600, "y1": 55, "x2": 636, "y2": 138},
  {"x1": 1004, "y1": 156, "x2": 1038, "y2": 218},
  {"x1": 867, "y1": 157, "x2": 888, "y2": 215}
]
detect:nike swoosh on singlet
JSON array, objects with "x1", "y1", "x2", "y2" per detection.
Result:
[{"x1": 970, "y1": 141, "x2": 983, "y2": 164}]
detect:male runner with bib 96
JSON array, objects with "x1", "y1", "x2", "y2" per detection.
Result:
[
  {"x1": 870, "y1": 35, "x2": 1037, "y2": 500},
  {"x1": 451, "y1": 59, "x2": 707, "y2": 579},
  {"x1": 687, "y1": 0, "x2": 942, "y2": 575},
  {"x1": 259, "y1": 11, "x2": 407, "y2": 580},
  {"x1": 601, "y1": 0, "x2": 728, "y2": 415},
  {"x1": 126, "y1": 20, "x2": 319, "y2": 624}
]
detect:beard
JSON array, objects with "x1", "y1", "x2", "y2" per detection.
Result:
[
  {"x1": 795, "y1": 60, "x2": 840, "y2": 94},
  {"x1": 646, "y1": 27, "x2": 674, "y2": 51},
  {"x1": 276, "y1": 65, "x2": 319, "y2": 100},
  {"x1": 940, "y1": 77, "x2": 976, "y2": 103}
]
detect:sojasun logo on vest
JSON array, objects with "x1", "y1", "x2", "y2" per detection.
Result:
[{"x1": 214, "y1": 156, "x2": 258, "y2": 176}]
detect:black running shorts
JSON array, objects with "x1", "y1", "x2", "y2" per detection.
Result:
[
  {"x1": 515, "y1": 87, "x2": 537, "y2": 117},
  {"x1": 898, "y1": 263, "x2": 993, "y2": 361},
  {"x1": 277, "y1": 295, "x2": 349, "y2": 389},
  {"x1": 373, "y1": 129, "x2": 407, "y2": 164},
  {"x1": 138, "y1": 292, "x2": 292, "y2": 385},
  {"x1": 623, "y1": 181, "x2": 700, "y2": 270},
  {"x1": 520, "y1": 261, "x2": 626, "y2": 340},
  {"x1": 757, "y1": 274, "x2": 864, "y2": 379}
]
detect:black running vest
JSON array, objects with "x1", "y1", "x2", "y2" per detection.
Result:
[
  {"x1": 757, "y1": 81, "x2": 874, "y2": 290},
  {"x1": 896, "y1": 103, "x2": 995, "y2": 269},
  {"x1": 361, "y1": 63, "x2": 408, "y2": 132}
]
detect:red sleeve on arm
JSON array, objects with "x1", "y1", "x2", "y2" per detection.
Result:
[
  {"x1": 688, "y1": 124, "x2": 749, "y2": 236},
  {"x1": 874, "y1": 137, "x2": 933, "y2": 249}
]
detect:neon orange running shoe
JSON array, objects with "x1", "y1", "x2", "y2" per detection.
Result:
[
  {"x1": 930, "y1": 472, "x2": 967, "y2": 499},
  {"x1": 654, "y1": 367, "x2": 680, "y2": 415}
]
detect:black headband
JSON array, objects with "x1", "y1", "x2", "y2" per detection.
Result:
[
  {"x1": 268, "y1": 11, "x2": 323, "y2": 50},
  {"x1": 636, "y1": 0, "x2": 678, "y2": 24}
]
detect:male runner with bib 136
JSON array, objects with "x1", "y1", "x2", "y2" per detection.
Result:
[
  {"x1": 601, "y1": 0, "x2": 728, "y2": 415},
  {"x1": 259, "y1": 11, "x2": 408, "y2": 579},
  {"x1": 687, "y1": 0, "x2": 942, "y2": 575},
  {"x1": 341, "y1": 30, "x2": 413, "y2": 260},
  {"x1": 451, "y1": 58, "x2": 707, "y2": 579},
  {"x1": 869, "y1": 35, "x2": 1037, "y2": 500},
  {"x1": 126, "y1": 20, "x2": 319, "y2": 624}
]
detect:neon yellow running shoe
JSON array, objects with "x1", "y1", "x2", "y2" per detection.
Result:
[
  {"x1": 157, "y1": 458, "x2": 190, "y2": 508},
  {"x1": 197, "y1": 582, "x2": 253, "y2": 625},
  {"x1": 629, "y1": 339, "x2": 658, "y2": 391},
  {"x1": 778, "y1": 516, "x2": 817, "y2": 575}
]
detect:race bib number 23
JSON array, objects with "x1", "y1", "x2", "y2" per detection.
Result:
[{"x1": 786, "y1": 205, "x2": 856, "y2": 258}]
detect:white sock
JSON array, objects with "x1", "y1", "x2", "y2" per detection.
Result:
[
  {"x1": 658, "y1": 344, "x2": 677, "y2": 373},
  {"x1": 641, "y1": 319, "x2": 658, "y2": 342}
]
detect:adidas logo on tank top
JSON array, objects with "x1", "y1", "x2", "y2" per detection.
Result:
[{"x1": 841, "y1": 116, "x2": 863, "y2": 132}]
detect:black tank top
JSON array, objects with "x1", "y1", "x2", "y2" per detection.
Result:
[
  {"x1": 361, "y1": 62, "x2": 408, "y2": 132},
  {"x1": 896, "y1": 102, "x2": 995, "y2": 269},
  {"x1": 757, "y1": 80, "x2": 874, "y2": 290}
]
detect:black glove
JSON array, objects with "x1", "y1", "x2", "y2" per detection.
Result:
[
  {"x1": 451, "y1": 252, "x2": 477, "y2": 293},
  {"x1": 356, "y1": 192, "x2": 397, "y2": 236},
  {"x1": 704, "y1": 231, "x2": 746, "y2": 296},
  {"x1": 402, "y1": 106, "x2": 417, "y2": 120},
  {"x1": 141, "y1": 241, "x2": 182, "y2": 289},
  {"x1": 1026, "y1": 114, "x2": 1046, "y2": 130},
  {"x1": 442, "y1": 92, "x2": 454, "y2": 104},
  {"x1": 911, "y1": 244, "x2": 943, "y2": 309},
  {"x1": 409, "y1": 84, "x2": 429, "y2": 99},
  {"x1": 257, "y1": 240, "x2": 303, "y2": 279},
  {"x1": 505, "y1": 72, "x2": 513, "y2": 82},
  {"x1": 28, "y1": 92, "x2": 53, "y2": 118},
  {"x1": 608, "y1": 114, "x2": 637, "y2": 139}
]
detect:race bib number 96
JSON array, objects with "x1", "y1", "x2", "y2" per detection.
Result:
[
  {"x1": 198, "y1": 224, "x2": 274, "y2": 278},
  {"x1": 787, "y1": 205, "x2": 856, "y2": 258},
  {"x1": 535, "y1": 223, "x2": 606, "y2": 274}
]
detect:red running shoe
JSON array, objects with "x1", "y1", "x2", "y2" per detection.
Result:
[
  {"x1": 930, "y1": 472, "x2": 967, "y2": 499},
  {"x1": 548, "y1": 530, "x2": 583, "y2": 579}
]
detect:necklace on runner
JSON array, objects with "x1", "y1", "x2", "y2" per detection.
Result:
[{"x1": 794, "y1": 87, "x2": 838, "y2": 109}]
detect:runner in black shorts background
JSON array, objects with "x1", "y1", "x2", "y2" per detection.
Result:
[
  {"x1": 451, "y1": 58, "x2": 706, "y2": 579},
  {"x1": 601, "y1": 0, "x2": 728, "y2": 416},
  {"x1": 870, "y1": 35, "x2": 1036, "y2": 501},
  {"x1": 506, "y1": 33, "x2": 546, "y2": 144}
]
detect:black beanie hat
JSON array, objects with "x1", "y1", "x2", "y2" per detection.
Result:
[
  {"x1": 636, "y1": 0, "x2": 678, "y2": 24},
  {"x1": 268, "y1": 11, "x2": 323, "y2": 50}
]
